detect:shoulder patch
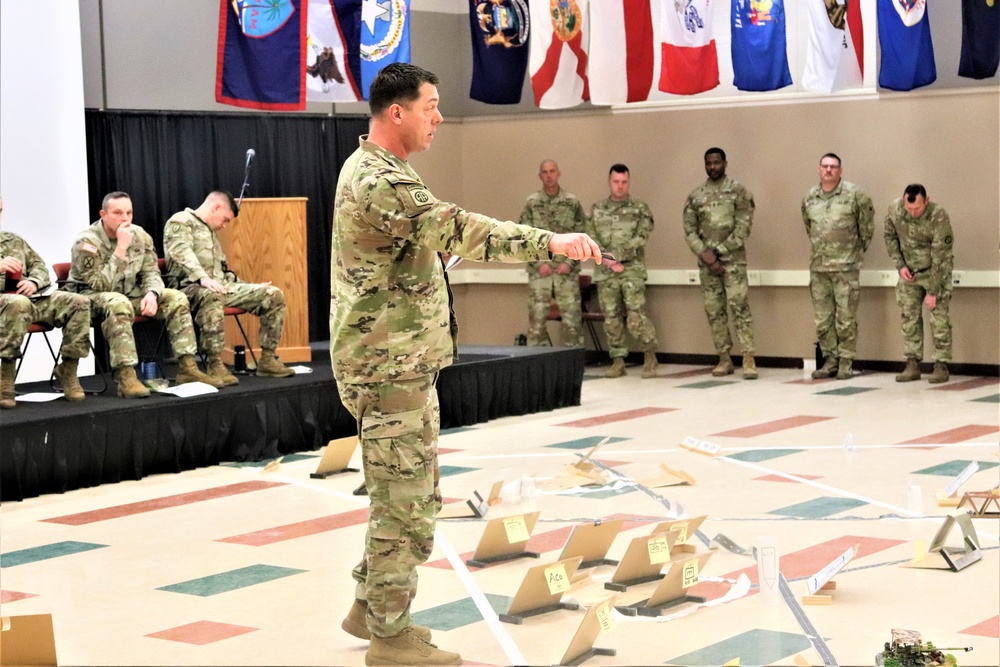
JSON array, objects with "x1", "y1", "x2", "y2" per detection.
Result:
[
  {"x1": 394, "y1": 182, "x2": 435, "y2": 215},
  {"x1": 81, "y1": 241, "x2": 99, "y2": 254}
]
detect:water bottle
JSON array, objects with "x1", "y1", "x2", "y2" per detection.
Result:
[
  {"x1": 140, "y1": 360, "x2": 158, "y2": 380},
  {"x1": 234, "y1": 345, "x2": 247, "y2": 373}
]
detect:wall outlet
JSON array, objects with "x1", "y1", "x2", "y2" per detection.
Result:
[
  {"x1": 952, "y1": 271, "x2": 964, "y2": 286},
  {"x1": 747, "y1": 270, "x2": 761, "y2": 286},
  {"x1": 687, "y1": 270, "x2": 700, "y2": 285},
  {"x1": 879, "y1": 270, "x2": 897, "y2": 285}
]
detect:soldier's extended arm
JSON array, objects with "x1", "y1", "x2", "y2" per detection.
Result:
[
  {"x1": 682, "y1": 197, "x2": 706, "y2": 256},
  {"x1": 20, "y1": 237, "x2": 51, "y2": 289},
  {"x1": 164, "y1": 220, "x2": 209, "y2": 284},
  {"x1": 72, "y1": 236, "x2": 126, "y2": 292},
  {"x1": 883, "y1": 207, "x2": 906, "y2": 271},
  {"x1": 717, "y1": 188, "x2": 754, "y2": 258},
  {"x1": 929, "y1": 209, "x2": 955, "y2": 295},
  {"x1": 856, "y1": 191, "x2": 875, "y2": 252}
]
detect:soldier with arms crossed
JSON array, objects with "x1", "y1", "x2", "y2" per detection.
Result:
[{"x1": 330, "y1": 63, "x2": 601, "y2": 666}]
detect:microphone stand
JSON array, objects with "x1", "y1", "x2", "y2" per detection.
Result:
[{"x1": 237, "y1": 154, "x2": 254, "y2": 211}]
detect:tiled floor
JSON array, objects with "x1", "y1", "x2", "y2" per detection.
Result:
[{"x1": 2, "y1": 362, "x2": 999, "y2": 666}]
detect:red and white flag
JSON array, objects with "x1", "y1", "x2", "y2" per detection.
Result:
[
  {"x1": 589, "y1": 0, "x2": 654, "y2": 105},
  {"x1": 529, "y1": 0, "x2": 590, "y2": 108},
  {"x1": 658, "y1": 0, "x2": 719, "y2": 96},
  {"x1": 802, "y1": 0, "x2": 864, "y2": 93}
]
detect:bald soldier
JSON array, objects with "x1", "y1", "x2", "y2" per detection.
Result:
[
  {"x1": 0, "y1": 196, "x2": 91, "y2": 408},
  {"x1": 683, "y1": 148, "x2": 757, "y2": 379},
  {"x1": 519, "y1": 160, "x2": 587, "y2": 347},
  {"x1": 69, "y1": 192, "x2": 220, "y2": 398},
  {"x1": 331, "y1": 63, "x2": 601, "y2": 666},
  {"x1": 164, "y1": 191, "x2": 295, "y2": 385},
  {"x1": 884, "y1": 184, "x2": 955, "y2": 384},
  {"x1": 801, "y1": 153, "x2": 874, "y2": 380}
]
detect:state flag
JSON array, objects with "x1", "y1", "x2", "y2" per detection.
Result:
[
  {"x1": 216, "y1": 0, "x2": 308, "y2": 110},
  {"x1": 959, "y1": 0, "x2": 1000, "y2": 80},
  {"x1": 360, "y1": 0, "x2": 410, "y2": 100},
  {"x1": 589, "y1": 0, "x2": 654, "y2": 105},
  {"x1": 306, "y1": 0, "x2": 363, "y2": 102},
  {"x1": 658, "y1": 0, "x2": 719, "y2": 96},
  {"x1": 529, "y1": 0, "x2": 591, "y2": 109},
  {"x1": 468, "y1": 0, "x2": 530, "y2": 104},
  {"x1": 731, "y1": 0, "x2": 792, "y2": 92},
  {"x1": 802, "y1": 0, "x2": 864, "y2": 93},
  {"x1": 878, "y1": 0, "x2": 936, "y2": 91}
]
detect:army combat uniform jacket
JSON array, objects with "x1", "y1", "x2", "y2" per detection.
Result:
[
  {"x1": 68, "y1": 221, "x2": 164, "y2": 297},
  {"x1": 519, "y1": 189, "x2": 586, "y2": 277},
  {"x1": 587, "y1": 195, "x2": 654, "y2": 283},
  {"x1": 683, "y1": 177, "x2": 754, "y2": 265},
  {"x1": 884, "y1": 199, "x2": 954, "y2": 297},
  {"x1": 330, "y1": 136, "x2": 555, "y2": 385},
  {"x1": 163, "y1": 208, "x2": 239, "y2": 287},
  {"x1": 1, "y1": 231, "x2": 51, "y2": 291},
  {"x1": 801, "y1": 180, "x2": 874, "y2": 273}
]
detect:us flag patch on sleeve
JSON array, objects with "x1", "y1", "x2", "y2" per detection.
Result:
[{"x1": 81, "y1": 242, "x2": 99, "y2": 254}]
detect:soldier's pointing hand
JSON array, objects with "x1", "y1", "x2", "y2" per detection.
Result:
[{"x1": 549, "y1": 233, "x2": 602, "y2": 264}]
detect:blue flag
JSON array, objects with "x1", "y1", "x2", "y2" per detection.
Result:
[
  {"x1": 731, "y1": 0, "x2": 792, "y2": 92},
  {"x1": 877, "y1": 0, "x2": 937, "y2": 92},
  {"x1": 217, "y1": 0, "x2": 307, "y2": 110},
  {"x1": 960, "y1": 0, "x2": 1000, "y2": 80},
  {"x1": 359, "y1": 0, "x2": 411, "y2": 100},
  {"x1": 468, "y1": 0, "x2": 530, "y2": 105}
]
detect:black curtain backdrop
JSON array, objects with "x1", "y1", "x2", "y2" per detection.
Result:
[{"x1": 84, "y1": 109, "x2": 370, "y2": 342}]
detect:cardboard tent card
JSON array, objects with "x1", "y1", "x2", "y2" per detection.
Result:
[
  {"x1": 904, "y1": 511, "x2": 982, "y2": 572},
  {"x1": 647, "y1": 515, "x2": 707, "y2": 555},
  {"x1": 557, "y1": 595, "x2": 618, "y2": 666},
  {"x1": 605, "y1": 531, "x2": 678, "y2": 592},
  {"x1": 466, "y1": 511, "x2": 542, "y2": 568},
  {"x1": 558, "y1": 518, "x2": 625, "y2": 568},
  {"x1": 546, "y1": 438, "x2": 613, "y2": 490},
  {"x1": 499, "y1": 556, "x2": 584, "y2": 624},
  {"x1": 637, "y1": 462, "x2": 696, "y2": 489},
  {"x1": 310, "y1": 435, "x2": 360, "y2": 478},
  {"x1": 0, "y1": 614, "x2": 57, "y2": 666},
  {"x1": 618, "y1": 552, "x2": 714, "y2": 616},
  {"x1": 438, "y1": 480, "x2": 505, "y2": 519}
]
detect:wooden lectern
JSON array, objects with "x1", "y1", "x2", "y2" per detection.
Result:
[{"x1": 217, "y1": 197, "x2": 311, "y2": 365}]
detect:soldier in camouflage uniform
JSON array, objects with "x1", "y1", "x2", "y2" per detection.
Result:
[
  {"x1": 68, "y1": 192, "x2": 220, "y2": 398},
  {"x1": 801, "y1": 153, "x2": 874, "y2": 380},
  {"x1": 164, "y1": 191, "x2": 294, "y2": 385},
  {"x1": 884, "y1": 184, "x2": 954, "y2": 384},
  {"x1": 519, "y1": 160, "x2": 586, "y2": 347},
  {"x1": 0, "y1": 196, "x2": 90, "y2": 408},
  {"x1": 330, "y1": 63, "x2": 601, "y2": 667},
  {"x1": 683, "y1": 148, "x2": 757, "y2": 379},
  {"x1": 588, "y1": 164, "x2": 659, "y2": 379}
]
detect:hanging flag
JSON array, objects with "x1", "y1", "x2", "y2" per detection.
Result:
[
  {"x1": 359, "y1": 0, "x2": 410, "y2": 100},
  {"x1": 216, "y1": 0, "x2": 308, "y2": 110},
  {"x1": 529, "y1": 0, "x2": 591, "y2": 109},
  {"x1": 960, "y1": 0, "x2": 1000, "y2": 80},
  {"x1": 658, "y1": 0, "x2": 719, "y2": 96},
  {"x1": 468, "y1": 0, "x2": 530, "y2": 104},
  {"x1": 589, "y1": 0, "x2": 654, "y2": 105},
  {"x1": 878, "y1": 0, "x2": 936, "y2": 91},
  {"x1": 802, "y1": 0, "x2": 864, "y2": 93},
  {"x1": 306, "y1": 0, "x2": 363, "y2": 102},
  {"x1": 731, "y1": 0, "x2": 792, "y2": 92}
]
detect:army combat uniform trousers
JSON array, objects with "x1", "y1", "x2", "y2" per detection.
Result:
[
  {"x1": 896, "y1": 277, "x2": 952, "y2": 363},
  {"x1": 0, "y1": 292, "x2": 92, "y2": 360},
  {"x1": 526, "y1": 273, "x2": 583, "y2": 347},
  {"x1": 338, "y1": 374, "x2": 442, "y2": 639},
  {"x1": 182, "y1": 282, "x2": 287, "y2": 355},
  {"x1": 597, "y1": 273, "x2": 658, "y2": 360},
  {"x1": 810, "y1": 270, "x2": 860, "y2": 361},
  {"x1": 87, "y1": 289, "x2": 198, "y2": 369},
  {"x1": 699, "y1": 262, "x2": 754, "y2": 356}
]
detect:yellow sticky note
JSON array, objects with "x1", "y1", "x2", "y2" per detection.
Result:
[
  {"x1": 503, "y1": 515, "x2": 530, "y2": 544},
  {"x1": 723, "y1": 658, "x2": 740, "y2": 666},
  {"x1": 669, "y1": 522, "x2": 688, "y2": 545},
  {"x1": 544, "y1": 564, "x2": 570, "y2": 595},
  {"x1": 914, "y1": 539, "x2": 927, "y2": 562},
  {"x1": 682, "y1": 559, "x2": 700, "y2": 588},
  {"x1": 596, "y1": 602, "x2": 615, "y2": 633},
  {"x1": 648, "y1": 534, "x2": 671, "y2": 565}
]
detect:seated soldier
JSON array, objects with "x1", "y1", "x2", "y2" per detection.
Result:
[
  {"x1": 68, "y1": 191, "x2": 222, "y2": 398},
  {"x1": 164, "y1": 191, "x2": 294, "y2": 384},
  {"x1": 0, "y1": 196, "x2": 91, "y2": 408}
]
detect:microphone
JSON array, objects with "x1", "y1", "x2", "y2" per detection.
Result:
[
  {"x1": 238, "y1": 148, "x2": 256, "y2": 211},
  {"x1": 244, "y1": 148, "x2": 255, "y2": 170}
]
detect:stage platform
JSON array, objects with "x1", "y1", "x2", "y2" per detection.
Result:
[{"x1": 0, "y1": 345, "x2": 583, "y2": 502}]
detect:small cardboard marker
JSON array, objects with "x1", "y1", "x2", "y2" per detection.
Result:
[
  {"x1": 0, "y1": 613, "x2": 58, "y2": 666},
  {"x1": 557, "y1": 595, "x2": 618, "y2": 666},
  {"x1": 310, "y1": 436, "x2": 360, "y2": 479},
  {"x1": 498, "y1": 556, "x2": 583, "y2": 624},
  {"x1": 466, "y1": 511, "x2": 542, "y2": 568}
]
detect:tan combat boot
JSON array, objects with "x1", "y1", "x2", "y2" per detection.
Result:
[
  {"x1": 206, "y1": 355, "x2": 239, "y2": 386},
  {"x1": 1, "y1": 358, "x2": 16, "y2": 409},
  {"x1": 114, "y1": 366, "x2": 151, "y2": 399},
  {"x1": 742, "y1": 353, "x2": 758, "y2": 380},
  {"x1": 256, "y1": 349, "x2": 295, "y2": 377},
  {"x1": 341, "y1": 600, "x2": 432, "y2": 642},
  {"x1": 895, "y1": 358, "x2": 921, "y2": 382},
  {"x1": 836, "y1": 358, "x2": 853, "y2": 380},
  {"x1": 712, "y1": 352, "x2": 734, "y2": 377},
  {"x1": 605, "y1": 357, "x2": 626, "y2": 378},
  {"x1": 54, "y1": 357, "x2": 85, "y2": 401},
  {"x1": 641, "y1": 351, "x2": 658, "y2": 379},
  {"x1": 811, "y1": 356, "x2": 838, "y2": 379},
  {"x1": 928, "y1": 362, "x2": 949, "y2": 384},
  {"x1": 175, "y1": 355, "x2": 226, "y2": 388},
  {"x1": 366, "y1": 627, "x2": 461, "y2": 666}
]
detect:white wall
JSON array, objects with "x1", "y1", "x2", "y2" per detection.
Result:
[{"x1": 0, "y1": 1, "x2": 94, "y2": 381}]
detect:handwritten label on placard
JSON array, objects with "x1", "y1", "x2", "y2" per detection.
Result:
[
  {"x1": 682, "y1": 559, "x2": 700, "y2": 588},
  {"x1": 544, "y1": 563, "x2": 570, "y2": 595},
  {"x1": 680, "y1": 436, "x2": 721, "y2": 457},
  {"x1": 503, "y1": 515, "x2": 530, "y2": 544},
  {"x1": 669, "y1": 522, "x2": 689, "y2": 545},
  {"x1": 647, "y1": 534, "x2": 671, "y2": 564},
  {"x1": 596, "y1": 602, "x2": 615, "y2": 633}
]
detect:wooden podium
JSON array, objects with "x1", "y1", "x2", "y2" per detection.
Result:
[{"x1": 216, "y1": 197, "x2": 311, "y2": 365}]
